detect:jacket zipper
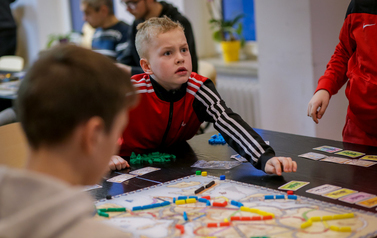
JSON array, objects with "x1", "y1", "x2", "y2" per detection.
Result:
[{"x1": 160, "y1": 102, "x2": 174, "y2": 146}]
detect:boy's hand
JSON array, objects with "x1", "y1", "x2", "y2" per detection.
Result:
[
  {"x1": 265, "y1": 157, "x2": 297, "y2": 176},
  {"x1": 109, "y1": 155, "x2": 130, "y2": 170},
  {"x1": 307, "y1": 90, "x2": 330, "y2": 124}
]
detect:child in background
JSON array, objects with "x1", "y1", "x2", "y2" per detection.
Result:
[
  {"x1": 112, "y1": 16, "x2": 297, "y2": 176},
  {"x1": 307, "y1": 0, "x2": 377, "y2": 146},
  {"x1": 0, "y1": 45, "x2": 137, "y2": 237},
  {"x1": 81, "y1": 0, "x2": 130, "y2": 61}
]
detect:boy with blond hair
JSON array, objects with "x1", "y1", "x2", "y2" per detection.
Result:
[
  {"x1": 0, "y1": 45, "x2": 137, "y2": 237},
  {"x1": 113, "y1": 16, "x2": 297, "y2": 176}
]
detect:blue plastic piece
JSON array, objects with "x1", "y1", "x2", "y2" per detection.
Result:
[
  {"x1": 287, "y1": 195, "x2": 298, "y2": 200},
  {"x1": 231, "y1": 200, "x2": 239, "y2": 206},
  {"x1": 132, "y1": 206, "x2": 142, "y2": 211},
  {"x1": 264, "y1": 195, "x2": 274, "y2": 200},
  {"x1": 206, "y1": 201, "x2": 211, "y2": 206},
  {"x1": 189, "y1": 196, "x2": 198, "y2": 199},
  {"x1": 183, "y1": 211, "x2": 188, "y2": 221},
  {"x1": 275, "y1": 195, "x2": 285, "y2": 199},
  {"x1": 238, "y1": 202, "x2": 244, "y2": 207},
  {"x1": 173, "y1": 198, "x2": 176, "y2": 203},
  {"x1": 220, "y1": 175, "x2": 226, "y2": 180},
  {"x1": 178, "y1": 196, "x2": 187, "y2": 200},
  {"x1": 208, "y1": 133, "x2": 226, "y2": 145},
  {"x1": 162, "y1": 201, "x2": 171, "y2": 206},
  {"x1": 197, "y1": 198, "x2": 208, "y2": 203}
]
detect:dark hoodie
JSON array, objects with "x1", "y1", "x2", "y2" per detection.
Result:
[{"x1": 118, "y1": 1, "x2": 198, "y2": 75}]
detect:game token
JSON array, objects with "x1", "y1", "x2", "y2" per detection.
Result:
[
  {"x1": 201, "y1": 171, "x2": 207, "y2": 176},
  {"x1": 220, "y1": 175, "x2": 226, "y2": 180},
  {"x1": 196, "y1": 170, "x2": 201, "y2": 175}
]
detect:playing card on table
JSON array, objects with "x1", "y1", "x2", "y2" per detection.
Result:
[
  {"x1": 356, "y1": 197, "x2": 377, "y2": 208},
  {"x1": 339, "y1": 192, "x2": 376, "y2": 204},
  {"x1": 320, "y1": 156, "x2": 351, "y2": 164},
  {"x1": 335, "y1": 150, "x2": 365, "y2": 158},
  {"x1": 129, "y1": 167, "x2": 161, "y2": 176},
  {"x1": 107, "y1": 174, "x2": 136, "y2": 183},
  {"x1": 278, "y1": 181, "x2": 310, "y2": 191},
  {"x1": 360, "y1": 155, "x2": 377, "y2": 162},
  {"x1": 322, "y1": 188, "x2": 357, "y2": 199},
  {"x1": 306, "y1": 184, "x2": 341, "y2": 195},
  {"x1": 344, "y1": 159, "x2": 377, "y2": 167},
  {"x1": 313, "y1": 145, "x2": 343, "y2": 153},
  {"x1": 298, "y1": 152, "x2": 327, "y2": 160}
]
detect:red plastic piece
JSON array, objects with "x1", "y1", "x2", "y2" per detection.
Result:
[
  {"x1": 262, "y1": 215, "x2": 273, "y2": 220},
  {"x1": 175, "y1": 224, "x2": 184, "y2": 234},
  {"x1": 241, "y1": 217, "x2": 252, "y2": 221},
  {"x1": 251, "y1": 216, "x2": 262, "y2": 220},
  {"x1": 219, "y1": 222, "x2": 231, "y2": 227},
  {"x1": 201, "y1": 196, "x2": 211, "y2": 200},
  {"x1": 213, "y1": 201, "x2": 227, "y2": 207},
  {"x1": 287, "y1": 190, "x2": 294, "y2": 195},
  {"x1": 230, "y1": 216, "x2": 241, "y2": 221},
  {"x1": 207, "y1": 223, "x2": 218, "y2": 228}
]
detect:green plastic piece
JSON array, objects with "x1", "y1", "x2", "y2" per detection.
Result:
[
  {"x1": 196, "y1": 170, "x2": 201, "y2": 175},
  {"x1": 129, "y1": 152, "x2": 176, "y2": 165},
  {"x1": 97, "y1": 211, "x2": 109, "y2": 217}
]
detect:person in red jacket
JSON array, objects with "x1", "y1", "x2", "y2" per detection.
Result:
[
  {"x1": 110, "y1": 16, "x2": 297, "y2": 176},
  {"x1": 308, "y1": 0, "x2": 377, "y2": 146}
]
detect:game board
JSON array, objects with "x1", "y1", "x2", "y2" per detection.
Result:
[{"x1": 95, "y1": 175, "x2": 377, "y2": 237}]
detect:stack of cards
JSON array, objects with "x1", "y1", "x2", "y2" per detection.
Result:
[
  {"x1": 306, "y1": 184, "x2": 377, "y2": 208},
  {"x1": 278, "y1": 181, "x2": 310, "y2": 191},
  {"x1": 298, "y1": 145, "x2": 377, "y2": 167}
]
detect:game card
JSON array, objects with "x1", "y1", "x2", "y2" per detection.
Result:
[
  {"x1": 82, "y1": 184, "x2": 102, "y2": 191},
  {"x1": 313, "y1": 145, "x2": 343, "y2": 153},
  {"x1": 129, "y1": 167, "x2": 161, "y2": 176},
  {"x1": 320, "y1": 156, "x2": 351, "y2": 164},
  {"x1": 360, "y1": 155, "x2": 377, "y2": 162},
  {"x1": 107, "y1": 174, "x2": 136, "y2": 183},
  {"x1": 230, "y1": 154, "x2": 248, "y2": 163},
  {"x1": 322, "y1": 188, "x2": 357, "y2": 199},
  {"x1": 335, "y1": 150, "x2": 365, "y2": 158},
  {"x1": 339, "y1": 192, "x2": 376, "y2": 204},
  {"x1": 298, "y1": 152, "x2": 327, "y2": 160},
  {"x1": 278, "y1": 181, "x2": 310, "y2": 191},
  {"x1": 344, "y1": 159, "x2": 377, "y2": 167},
  {"x1": 356, "y1": 197, "x2": 377, "y2": 208},
  {"x1": 306, "y1": 184, "x2": 341, "y2": 195}
]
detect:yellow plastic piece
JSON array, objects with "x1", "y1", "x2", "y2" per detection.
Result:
[
  {"x1": 339, "y1": 227, "x2": 352, "y2": 232},
  {"x1": 300, "y1": 220, "x2": 313, "y2": 229},
  {"x1": 248, "y1": 208, "x2": 259, "y2": 213},
  {"x1": 201, "y1": 171, "x2": 207, "y2": 176},
  {"x1": 186, "y1": 198, "x2": 196, "y2": 203},
  {"x1": 223, "y1": 218, "x2": 229, "y2": 222},
  {"x1": 333, "y1": 214, "x2": 344, "y2": 220},
  {"x1": 240, "y1": 206, "x2": 250, "y2": 212},
  {"x1": 343, "y1": 213, "x2": 355, "y2": 219},
  {"x1": 175, "y1": 200, "x2": 186, "y2": 205},
  {"x1": 310, "y1": 216, "x2": 321, "y2": 222},
  {"x1": 330, "y1": 226, "x2": 340, "y2": 232},
  {"x1": 258, "y1": 211, "x2": 269, "y2": 216},
  {"x1": 322, "y1": 215, "x2": 333, "y2": 221}
]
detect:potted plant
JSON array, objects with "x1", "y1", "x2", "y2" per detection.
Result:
[{"x1": 207, "y1": 0, "x2": 245, "y2": 62}]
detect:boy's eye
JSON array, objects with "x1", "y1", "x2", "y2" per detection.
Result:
[
  {"x1": 164, "y1": 51, "x2": 171, "y2": 56},
  {"x1": 181, "y1": 48, "x2": 188, "y2": 53}
]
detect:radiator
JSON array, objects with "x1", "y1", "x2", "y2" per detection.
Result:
[{"x1": 216, "y1": 77, "x2": 261, "y2": 128}]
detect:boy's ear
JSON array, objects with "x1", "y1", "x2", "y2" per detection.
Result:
[
  {"x1": 81, "y1": 117, "x2": 105, "y2": 155},
  {"x1": 140, "y1": 58, "x2": 153, "y2": 75}
]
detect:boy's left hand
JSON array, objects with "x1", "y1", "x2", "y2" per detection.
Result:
[
  {"x1": 109, "y1": 155, "x2": 130, "y2": 170},
  {"x1": 265, "y1": 157, "x2": 297, "y2": 176}
]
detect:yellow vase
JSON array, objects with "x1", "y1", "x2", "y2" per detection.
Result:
[{"x1": 220, "y1": 41, "x2": 241, "y2": 62}]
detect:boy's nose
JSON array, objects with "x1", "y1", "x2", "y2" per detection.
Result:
[{"x1": 176, "y1": 55, "x2": 185, "y2": 64}]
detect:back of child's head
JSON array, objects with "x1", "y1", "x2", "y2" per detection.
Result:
[
  {"x1": 16, "y1": 45, "x2": 137, "y2": 149},
  {"x1": 135, "y1": 15, "x2": 184, "y2": 58},
  {"x1": 81, "y1": 0, "x2": 114, "y2": 15}
]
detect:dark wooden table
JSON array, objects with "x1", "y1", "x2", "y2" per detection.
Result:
[{"x1": 90, "y1": 129, "x2": 377, "y2": 213}]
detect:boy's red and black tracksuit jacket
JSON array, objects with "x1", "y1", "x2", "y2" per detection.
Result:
[{"x1": 119, "y1": 72, "x2": 274, "y2": 171}]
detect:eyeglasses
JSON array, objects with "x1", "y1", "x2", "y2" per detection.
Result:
[{"x1": 121, "y1": 0, "x2": 142, "y2": 10}]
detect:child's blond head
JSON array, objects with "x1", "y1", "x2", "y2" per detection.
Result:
[{"x1": 135, "y1": 16, "x2": 184, "y2": 59}]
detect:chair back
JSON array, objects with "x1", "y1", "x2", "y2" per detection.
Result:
[
  {"x1": 198, "y1": 60, "x2": 217, "y2": 86},
  {"x1": 0, "y1": 122, "x2": 28, "y2": 168},
  {"x1": 0, "y1": 56, "x2": 24, "y2": 72}
]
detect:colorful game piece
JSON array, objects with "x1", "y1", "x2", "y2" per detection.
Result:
[
  {"x1": 287, "y1": 195, "x2": 297, "y2": 200},
  {"x1": 196, "y1": 170, "x2": 201, "y2": 175},
  {"x1": 201, "y1": 196, "x2": 210, "y2": 200},
  {"x1": 183, "y1": 211, "x2": 188, "y2": 221},
  {"x1": 275, "y1": 195, "x2": 285, "y2": 199},
  {"x1": 97, "y1": 211, "x2": 109, "y2": 218},
  {"x1": 201, "y1": 171, "x2": 207, "y2": 176},
  {"x1": 194, "y1": 186, "x2": 205, "y2": 194},
  {"x1": 208, "y1": 133, "x2": 226, "y2": 145},
  {"x1": 264, "y1": 195, "x2": 274, "y2": 200},
  {"x1": 129, "y1": 151, "x2": 176, "y2": 165},
  {"x1": 205, "y1": 180, "x2": 215, "y2": 188},
  {"x1": 278, "y1": 181, "x2": 310, "y2": 191},
  {"x1": 220, "y1": 175, "x2": 226, "y2": 180},
  {"x1": 175, "y1": 200, "x2": 186, "y2": 205},
  {"x1": 175, "y1": 224, "x2": 184, "y2": 234},
  {"x1": 106, "y1": 195, "x2": 112, "y2": 199},
  {"x1": 287, "y1": 190, "x2": 294, "y2": 195},
  {"x1": 186, "y1": 198, "x2": 197, "y2": 203}
]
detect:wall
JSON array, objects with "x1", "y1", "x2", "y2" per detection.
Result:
[{"x1": 255, "y1": 0, "x2": 349, "y2": 140}]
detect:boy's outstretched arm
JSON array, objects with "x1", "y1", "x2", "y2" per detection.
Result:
[
  {"x1": 192, "y1": 78, "x2": 297, "y2": 175},
  {"x1": 307, "y1": 89, "x2": 330, "y2": 124}
]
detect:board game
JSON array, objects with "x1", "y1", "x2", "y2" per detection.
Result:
[{"x1": 95, "y1": 175, "x2": 377, "y2": 237}]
